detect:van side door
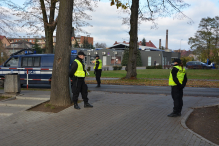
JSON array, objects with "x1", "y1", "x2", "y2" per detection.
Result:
[{"x1": 21, "y1": 56, "x2": 41, "y2": 84}]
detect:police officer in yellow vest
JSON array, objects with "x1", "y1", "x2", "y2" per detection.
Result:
[
  {"x1": 168, "y1": 58, "x2": 187, "y2": 117},
  {"x1": 69, "y1": 51, "x2": 93, "y2": 109},
  {"x1": 94, "y1": 55, "x2": 102, "y2": 87}
]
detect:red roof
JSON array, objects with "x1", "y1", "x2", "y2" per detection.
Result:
[
  {"x1": 0, "y1": 35, "x2": 6, "y2": 40},
  {"x1": 113, "y1": 40, "x2": 157, "y2": 48}
]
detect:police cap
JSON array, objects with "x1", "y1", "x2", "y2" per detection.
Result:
[
  {"x1": 78, "y1": 51, "x2": 86, "y2": 56},
  {"x1": 173, "y1": 58, "x2": 182, "y2": 64}
]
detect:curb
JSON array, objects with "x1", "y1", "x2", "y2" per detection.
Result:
[
  {"x1": 16, "y1": 96, "x2": 50, "y2": 101},
  {"x1": 0, "y1": 103, "x2": 32, "y2": 107},
  {"x1": 181, "y1": 108, "x2": 219, "y2": 146},
  {"x1": 0, "y1": 113, "x2": 13, "y2": 116}
]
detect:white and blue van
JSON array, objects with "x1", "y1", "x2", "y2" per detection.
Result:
[{"x1": 0, "y1": 49, "x2": 77, "y2": 86}]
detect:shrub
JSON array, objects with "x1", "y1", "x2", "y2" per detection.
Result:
[
  {"x1": 146, "y1": 65, "x2": 163, "y2": 69},
  {"x1": 113, "y1": 66, "x2": 122, "y2": 70},
  {"x1": 113, "y1": 66, "x2": 118, "y2": 70}
]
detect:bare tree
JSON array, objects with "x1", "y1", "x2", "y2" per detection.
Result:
[
  {"x1": 50, "y1": 0, "x2": 73, "y2": 106},
  {"x1": 16, "y1": 0, "x2": 97, "y2": 53},
  {"x1": 95, "y1": 42, "x2": 107, "y2": 49},
  {"x1": 111, "y1": 0, "x2": 191, "y2": 79},
  {"x1": 0, "y1": 0, "x2": 21, "y2": 36}
]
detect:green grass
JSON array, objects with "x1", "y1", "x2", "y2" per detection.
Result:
[{"x1": 88, "y1": 69, "x2": 219, "y2": 80}]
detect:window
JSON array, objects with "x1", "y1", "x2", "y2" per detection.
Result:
[
  {"x1": 5, "y1": 57, "x2": 19, "y2": 67},
  {"x1": 148, "y1": 56, "x2": 151, "y2": 66},
  {"x1": 29, "y1": 40, "x2": 32, "y2": 42},
  {"x1": 22, "y1": 57, "x2": 40, "y2": 67}
]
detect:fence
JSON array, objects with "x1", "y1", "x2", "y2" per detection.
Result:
[{"x1": 0, "y1": 67, "x2": 53, "y2": 89}]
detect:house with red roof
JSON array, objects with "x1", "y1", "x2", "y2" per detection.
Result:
[
  {"x1": 109, "y1": 40, "x2": 159, "y2": 51},
  {"x1": 112, "y1": 40, "x2": 157, "y2": 48},
  {"x1": 0, "y1": 35, "x2": 10, "y2": 48}
]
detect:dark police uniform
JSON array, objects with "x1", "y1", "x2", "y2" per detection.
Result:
[
  {"x1": 94, "y1": 55, "x2": 102, "y2": 87},
  {"x1": 69, "y1": 52, "x2": 93, "y2": 109},
  {"x1": 168, "y1": 60, "x2": 187, "y2": 117}
]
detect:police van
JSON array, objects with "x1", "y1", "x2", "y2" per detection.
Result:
[{"x1": 0, "y1": 49, "x2": 77, "y2": 86}]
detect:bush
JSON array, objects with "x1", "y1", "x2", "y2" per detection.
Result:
[
  {"x1": 87, "y1": 66, "x2": 91, "y2": 71},
  {"x1": 113, "y1": 66, "x2": 122, "y2": 70},
  {"x1": 146, "y1": 65, "x2": 162, "y2": 69}
]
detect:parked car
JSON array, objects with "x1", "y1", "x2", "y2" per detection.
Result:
[{"x1": 186, "y1": 61, "x2": 212, "y2": 69}]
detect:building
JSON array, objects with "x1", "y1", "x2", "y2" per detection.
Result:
[
  {"x1": 5, "y1": 40, "x2": 34, "y2": 55},
  {"x1": 71, "y1": 35, "x2": 93, "y2": 48},
  {"x1": 72, "y1": 41, "x2": 180, "y2": 67},
  {"x1": 0, "y1": 35, "x2": 10, "y2": 48},
  {"x1": 7, "y1": 36, "x2": 56, "y2": 49}
]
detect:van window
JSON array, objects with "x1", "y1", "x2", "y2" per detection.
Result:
[
  {"x1": 5, "y1": 57, "x2": 19, "y2": 67},
  {"x1": 22, "y1": 57, "x2": 41, "y2": 67}
]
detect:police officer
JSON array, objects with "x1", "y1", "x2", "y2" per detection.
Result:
[
  {"x1": 94, "y1": 54, "x2": 102, "y2": 87},
  {"x1": 69, "y1": 51, "x2": 93, "y2": 109},
  {"x1": 168, "y1": 58, "x2": 187, "y2": 117}
]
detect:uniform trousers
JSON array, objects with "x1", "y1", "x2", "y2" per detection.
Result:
[
  {"x1": 171, "y1": 86, "x2": 183, "y2": 113},
  {"x1": 72, "y1": 77, "x2": 89, "y2": 103},
  {"x1": 95, "y1": 69, "x2": 102, "y2": 86}
]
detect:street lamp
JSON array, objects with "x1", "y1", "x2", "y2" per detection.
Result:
[{"x1": 180, "y1": 39, "x2": 183, "y2": 50}]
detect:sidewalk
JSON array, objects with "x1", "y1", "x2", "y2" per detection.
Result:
[{"x1": 0, "y1": 90, "x2": 218, "y2": 146}]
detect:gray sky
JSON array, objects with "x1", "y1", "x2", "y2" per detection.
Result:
[{"x1": 9, "y1": 0, "x2": 219, "y2": 50}]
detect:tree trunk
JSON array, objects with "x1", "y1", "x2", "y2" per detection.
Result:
[
  {"x1": 50, "y1": 0, "x2": 73, "y2": 106},
  {"x1": 45, "y1": 29, "x2": 54, "y2": 53},
  {"x1": 125, "y1": 0, "x2": 139, "y2": 79}
]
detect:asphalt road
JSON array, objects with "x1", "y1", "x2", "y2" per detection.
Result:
[{"x1": 21, "y1": 84, "x2": 219, "y2": 97}]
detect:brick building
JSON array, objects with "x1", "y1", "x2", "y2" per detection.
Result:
[
  {"x1": 71, "y1": 35, "x2": 93, "y2": 48},
  {"x1": 7, "y1": 36, "x2": 56, "y2": 49},
  {"x1": 0, "y1": 35, "x2": 10, "y2": 48}
]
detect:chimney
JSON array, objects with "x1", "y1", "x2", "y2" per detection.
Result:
[
  {"x1": 159, "y1": 39, "x2": 161, "y2": 49},
  {"x1": 165, "y1": 29, "x2": 168, "y2": 49}
]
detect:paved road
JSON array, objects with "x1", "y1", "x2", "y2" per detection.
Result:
[
  {"x1": 22, "y1": 84, "x2": 219, "y2": 97},
  {"x1": 0, "y1": 91, "x2": 218, "y2": 146}
]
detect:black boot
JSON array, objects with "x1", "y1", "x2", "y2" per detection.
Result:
[
  {"x1": 167, "y1": 110, "x2": 181, "y2": 117},
  {"x1": 167, "y1": 112, "x2": 178, "y2": 117},
  {"x1": 74, "y1": 103, "x2": 80, "y2": 110},
  {"x1": 84, "y1": 102, "x2": 93, "y2": 108}
]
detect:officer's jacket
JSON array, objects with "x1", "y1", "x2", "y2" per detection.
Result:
[
  {"x1": 94, "y1": 59, "x2": 102, "y2": 70},
  {"x1": 69, "y1": 57, "x2": 86, "y2": 78},
  {"x1": 169, "y1": 65, "x2": 187, "y2": 88}
]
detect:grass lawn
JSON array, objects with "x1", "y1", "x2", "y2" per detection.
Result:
[{"x1": 88, "y1": 69, "x2": 219, "y2": 80}]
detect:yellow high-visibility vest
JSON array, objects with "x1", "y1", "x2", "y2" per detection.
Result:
[
  {"x1": 93, "y1": 59, "x2": 102, "y2": 69},
  {"x1": 169, "y1": 66, "x2": 186, "y2": 86},
  {"x1": 74, "y1": 59, "x2": 85, "y2": 77}
]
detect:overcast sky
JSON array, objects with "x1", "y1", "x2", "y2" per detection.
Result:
[{"x1": 9, "y1": 0, "x2": 219, "y2": 50}]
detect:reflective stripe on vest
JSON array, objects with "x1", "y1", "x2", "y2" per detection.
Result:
[
  {"x1": 93, "y1": 59, "x2": 102, "y2": 69},
  {"x1": 74, "y1": 59, "x2": 85, "y2": 77},
  {"x1": 169, "y1": 66, "x2": 186, "y2": 86}
]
